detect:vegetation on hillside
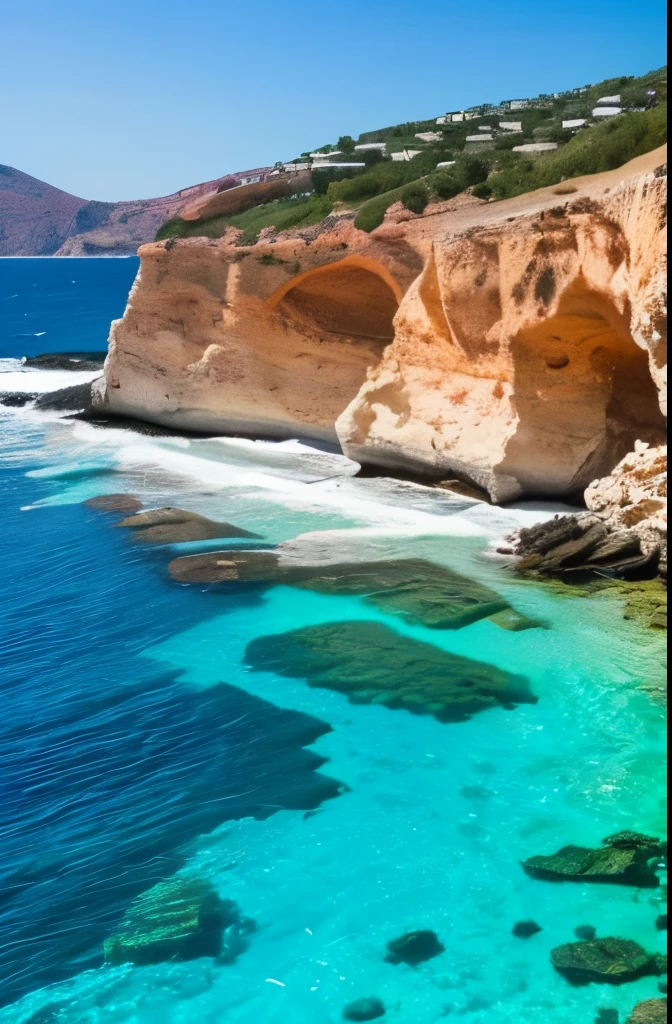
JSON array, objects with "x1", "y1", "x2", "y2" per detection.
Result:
[{"x1": 156, "y1": 66, "x2": 667, "y2": 242}]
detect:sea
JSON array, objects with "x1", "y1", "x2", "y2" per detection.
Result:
[{"x1": 0, "y1": 257, "x2": 667, "y2": 1024}]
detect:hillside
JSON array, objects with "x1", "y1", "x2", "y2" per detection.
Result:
[{"x1": 0, "y1": 165, "x2": 272, "y2": 257}]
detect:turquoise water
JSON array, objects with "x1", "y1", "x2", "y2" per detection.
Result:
[{"x1": 0, "y1": 260, "x2": 666, "y2": 1024}]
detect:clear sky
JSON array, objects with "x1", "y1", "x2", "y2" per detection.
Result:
[{"x1": 2, "y1": 0, "x2": 667, "y2": 201}]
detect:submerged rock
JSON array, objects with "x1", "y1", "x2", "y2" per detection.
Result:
[
  {"x1": 115, "y1": 506, "x2": 260, "y2": 544},
  {"x1": 385, "y1": 929, "x2": 445, "y2": 966},
  {"x1": 550, "y1": 937, "x2": 666, "y2": 985},
  {"x1": 104, "y1": 877, "x2": 241, "y2": 966},
  {"x1": 523, "y1": 832, "x2": 666, "y2": 887},
  {"x1": 595, "y1": 1009, "x2": 619, "y2": 1024},
  {"x1": 169, "y1": 550, "x2": 539, "y2": 631},
  {"x1": 84, "y1": 493, "x2": 143, "y2": 512},
  {"x1": 626, "y1": 998, "x2": 668, "y2": 1023},
  {"x1": 655, "y1": 914, "x2": 667, "y2": 930},
  {"x1": 512, "y1": 920, "x2": 542, "y2": 938},
  {"x1": 343, "y1": 996, "x2": 386, "y2": 1021},
  {"x1": 245, "y1": 620, "x2": 536, "y2": 723},
  {"x1": 575, "y1": 925, "x2": 598, "y2": 941}
]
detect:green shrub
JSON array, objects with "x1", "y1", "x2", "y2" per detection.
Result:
[
  {"x1": 433, "y1": 171, "x2": 462, "y2": 200},
  {"x1": 354, "y1": 185, "x2": 409, "y2": 232},
  {"x1": 401, "y1": 181, "x2": 429, "y2": 213},
  {"x1": 311, "y1": 166, "x2": 362, "y2": 195},
  {"x1": 155, "y1": 195, "x2": 333, "y2": 244},
  {"x1": 471, "y1": 181, "x2": 493, "y2": 199}
]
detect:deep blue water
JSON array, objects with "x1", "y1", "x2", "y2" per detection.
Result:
[
  {"x1": 0, "y1": 257, "x2": 139, "y2": 358},
  {"x1": 0, "y1": 258, "x2": 666, "y2": 1024}
]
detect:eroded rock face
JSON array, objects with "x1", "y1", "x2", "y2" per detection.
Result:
[
  {"x1": 96, "y1": 154, "x2": 667, "y2": 505},
  {"x1": 523, "y1": 832, "x2": 666, "y2": 887},
  {"x1": 339, "y1": 173, "x2": 667, "y2": 501}
]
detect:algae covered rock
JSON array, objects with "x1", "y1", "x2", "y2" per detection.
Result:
[
  {"x1": 343, "y1": 995, "x2": 386, "y2": 1021},
  {"x1": 523, "y1": 832, "x2": 666, "y2": 887},
  {"x1": 512, "y1": 920, "x2": 542, "y2": 938},
  {"x1": 550, "y1": 937, "x2": 665, "y2": 985},
  {"x1": 84, "y1": 493, "x2": 143, "y2": 512},
  {"x1": 104, "y1": 877, "x2": 241, "y2": 966},
  {"x1": 245, "y1": 620, "x2": 536, "y2": 723},
  {"x1": 115, "y1": 507, "x2": 260, "y2": 545},
  {"x1": 385, "y1": 929, "x2": 445, "y2": 966},
  {"x1": 169, "y1": 552, "x2": 539, "y2": 631},
  {"x1": 626, "y1": 998, "x2": 668, "y2": 1023}
]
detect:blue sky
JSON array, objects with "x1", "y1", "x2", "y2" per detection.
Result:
[{"x1": 2, "y1": 0, "x2": 667, "y2": 201}]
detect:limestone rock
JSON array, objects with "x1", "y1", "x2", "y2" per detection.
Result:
[
  {"x1": 84, "y1": 493, "x2": 143, "y2": 512},
  {"x1": 550, "y1": 937, "x2": 665, "y2": 985},
  {"x1": 115, "y1": 507, "x2": 260, "y2": 544},
  {"x1": 523, "y1": 832, "x2": 666, "y2": 887},
  {"x1": 385, "y1": 929, "x2": 445, "y2": 966},
  {"x1": 104, "y1": 877, "x2": 241, "y2": 966},
  {"x1": 626, "y1": 999, "x2": 668, "y2": 1023},
  {"x1": 343, "y1": 996, "x2": 386, "y2": 1021},
  {"x1": 245, "y1": 620, "x2": 536, "y2": 722}
]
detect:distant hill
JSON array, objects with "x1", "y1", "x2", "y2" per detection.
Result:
[{"x1": 0, "y1": 165, "x2": 272, "y2": 256}]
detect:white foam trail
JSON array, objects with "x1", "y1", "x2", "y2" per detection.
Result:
[{"x1": 0, "y1": 360, "x2": 100, "y2": 393}]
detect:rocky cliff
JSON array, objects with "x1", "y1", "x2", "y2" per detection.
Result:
[
  {"x1": 95, "y1": 147, "x2": 667, "y2": 509},
  {"x1": 0, "y1": 164, "x2": 272, "y2": 256}
]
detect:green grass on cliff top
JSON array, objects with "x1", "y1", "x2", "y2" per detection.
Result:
[{"x1": 156, "y1": 194, "x2": 333, "y2": 246}]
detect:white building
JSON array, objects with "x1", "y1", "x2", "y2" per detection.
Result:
[
  {"x1": 309, "y1": 150, "x2": 342, "y2": 159},
  {"x1": 354, "y1": 142, "x2": 387, "y2": 152},
  {"x1": 390, "y1": 149, "x2": 424, "y2": 162},
  {"x1": 562, "y1": 119, "x2": 587, "y2": 129},
  {"x1": 597, "y1": 94, "x2": 621, "y2": 105},
  {"x1": 512, "y1": 142, "x2": 558, "y2": 153},
  {"x1": 282, "y1": 162, "x2": 311, "y2": 172},
  {"x1": 436, "y1": 161, "x2": 456, "y2": 169},
  {"x1": 311, "y1": 162, "x2": 365, "y2": 169},
  {"x1": 466, "y1": 134, "x2": 494, "y2": 142},
  {"x1": 477, "y1": 125, "x2": 494, "y2": 132},
  {"x1": 592, "y1": 106, "x2": 622, "y2": 118},
  {"x1": 415, "y1": 132, "x2": 442, "y2": 143},
  {"x1": 499, "y1": 121, "x2": 522, "y2": 132},
  {"x1": 508, "y1": 99, "x2": 530, "y2": 110}
]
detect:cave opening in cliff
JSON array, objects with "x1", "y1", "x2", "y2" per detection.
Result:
[
  {"x1": 501, "y1": 286, "x2": 667, "y2": 496},
  {"x1": 271, "y1": 258, "x2": 401, "y2": 344}
]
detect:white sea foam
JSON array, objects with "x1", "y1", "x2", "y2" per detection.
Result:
[{"x1": 0, "y1": 359, "x2": 100, "y2": 394}]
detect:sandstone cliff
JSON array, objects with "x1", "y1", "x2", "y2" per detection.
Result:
[{"x1": 95, "y1": 147, "x2": 667, "y2": 507}]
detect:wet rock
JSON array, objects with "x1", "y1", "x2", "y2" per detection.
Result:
[
  {"x1": 84, "y1": 493, "x2": 143, "y2": 512},
  {"x1": 510, "y1": 514, "x2": 657, "y2": 577},
  {"x1": 0, "y1": 391, "x2": 37, "y2": 407},
  {"x1": 343, "y1": 996, "x2": 386, "y2": 1021},
  {"x1": 550, "y1": 937, "x2": 665, "y2": 985},
  {"x1": 626, "y1": 999, "x2": 668, "y2": 1024},
  {"x1": 575, "y1": 925, "x2": 598, "y2": 941},
  {"x1": 656, "y1": 914, "x2": 667, "y2": 930},
  {"x1": 523, "y1": 832, "x2": 666, "y2": 887},
  {"x1": 513, "y1": 920, "x2": 542, "y2": 938},
  {"x1": 658, "y1": 978, "x2": 667, "y2": 994},
  {"x1": 245, "y1": 620, "x2": 536, "y2": 723},
  {"x1": 34, "y1": 381, "x2": 95, "y2": 412},
  {"x1": 104, "y1": 877, "x2": 241, "y2": 966},
  {"x1": 595, "y1": 1010, "x2": 619, "y2": 1024},
  {"x1": 115, "y1": 507, "x2": 260, "y2": 545},
  {"x1": 385, "y1": 929, "x2": 445, "y2": 966},
  {"x1": 22, "y1": 351, "x2": 107, "y2": 371},
  {"x1": 169, "y1": 551, "x2": 538, "y2": 631}
]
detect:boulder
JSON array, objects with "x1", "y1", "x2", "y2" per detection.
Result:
[
  {"x1": 169, "y1": 551, "x2": 540, "y2": 631},
  {"x1": 22, "y1": 351, "x2": 106, "y2": 371},
  {"x1": 385, "y1": 929, "x2": 445, "y2": 966},
  {"x1": 84, "y1": 493, "x2": 143, "y2": 512},
  {"x1": 655, "y1": 914, "x2": 667, "y2": 931},
  {"x1": 245, "y1": 620, "x2": 536, "y2": 723},
  {"x1": 343, "y1": 996, "x2": 386, "y2": 1021},
  {"x1": 575, "y1": 925, "x2": 597, "y2": 941},
  {"x1": 550, "y1": 937, "x2": 666, "y2": 985},
  {"x1": 510, "y1": 514, "x2": 657, "y2": 577},
  {"x1": 115, "y1": 507, "x2": 260, "y2": 544},
  {"x1": 523, "y1": 832, "x2": 666, "y2": 887},
  {"x1": 104, "y1": 877, "x2": 240, "y2": 966},
  {"x1": 626, "y1": 999, "x2": 668, "y2": 1024}
]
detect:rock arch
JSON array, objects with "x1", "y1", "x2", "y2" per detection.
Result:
[
  {"x1": 497, "y1": 281, "x2": 667, "y2": 495},
  {"x1": 267, "y1": 256, "x2": 402, "y2": 344}
]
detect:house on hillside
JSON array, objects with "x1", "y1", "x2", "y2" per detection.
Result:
[
  {"x1": 507, "y1": 98, "x2": 530, "y2": 110},
  {"x1": 592, "y1": 95, "x2": 623, "y2": 118},
  {"x1": 512, "y1": 142, "x2": 558, "y2": 153},
  {"x1": 415, "y1": 132, "x2": 442, "y2": 143},
  {"x1": 499, "y1": 121, "x2": 522, "y2": 132},
  {"x1": 562, "y1": 118, "x2": 587, "y2": 130},
  {"x1": 464, "y1": 134, "x2": 495, "y2": 152},
  {"x1": 391, "y1": 149, "x2": 424, "y2": 162},
  {"x1": 311, "y1": 162, "x2": 365, "y2": 169},
  {"x1": 354, "y1": 142, "x2": 387, "y2": 152},
  {"x1": 436, "y1": 161, "x2": 456, "y2": 169}
]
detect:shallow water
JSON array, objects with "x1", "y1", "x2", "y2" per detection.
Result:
[{"x1": 0, "y1": 261, "x2": 666, "y2": 1024}]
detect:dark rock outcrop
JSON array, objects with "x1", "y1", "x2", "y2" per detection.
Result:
[
  {"x1": 510, "y1": 514, "x2": 657, "y2": 577},
  {"x1": 385, "y1": 929, "x2": 445, "y2": 966},
  {"x1": 343, "y1": 996, "x2": 386, "y2": 1021},
  {"x1": 245, "y1": 620, "x2": 536, "y2": 723},
  {"x1": 104, "y1": 877, "x2": 243, "y2": 966},
  {"x1": 523, "y1": 832, "x2": 666, "y2": 888},
  {"x1": 84, "y1": 494, "x2": 143, "y2": 512},
  {"x1": 22, "y1": 352, "x2": 107, "y2": 371},
  {"x1": 550, "y1": 937, "x2": 666, "y2": 985},
  {"x1": 575, "y1": 925, "x2": 597, "y2": 941},
  {"x1": 0, "y1": 391, "x2": 36, "y2": 407},
  {"x1": 115, "y1": 507, "x2": 260, "y2": 545},
  {"x1": 34, "y1": 381, "x2": 95, "y2": 412}
]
